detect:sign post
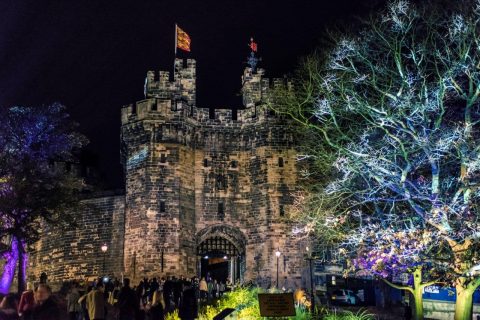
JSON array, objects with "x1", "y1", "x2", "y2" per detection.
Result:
[{"x1": 258, "y1": 293, "x2": 296, "y2": 317}]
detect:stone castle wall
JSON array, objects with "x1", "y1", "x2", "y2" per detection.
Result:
[{"x1": 29, "y1": 193, "x2": 125, "y2": 283}]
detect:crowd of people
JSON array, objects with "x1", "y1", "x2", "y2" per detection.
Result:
[{"x1": 0, "y1": 275, "x2": 234, "y2": 320}]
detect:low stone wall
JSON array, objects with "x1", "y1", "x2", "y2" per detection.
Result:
[
  {"x1": 424, "y1": 299, "x2": 480, "y2": 319},
  {"x1": 29, "y1": 194, "x2": 125, "y2": 286}
]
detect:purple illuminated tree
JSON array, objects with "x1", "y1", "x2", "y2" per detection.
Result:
[
  {"x1": 0, "y1": 104, "x2": 87, "y2": 293},
  {"x1": 272, "y1": 1, "x2": 480, "y2": 319}
]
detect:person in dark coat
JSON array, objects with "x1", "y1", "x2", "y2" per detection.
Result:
[
  {"x1": 23, "y1": 284, "x2": 61, "y2": 320},
  {"x1": 149, "y1": 278, "x2": 159, "y2": 302},
  {"x1": 162, "y1": 277, "x2": 173, "y2": 313},
  {"x1": 117, "y1": 278, "x2": 139, "y2": 320},
  {"x1": 172, "y1": 277, "x2": 182, "y2": 308},
  {"x1": 178, "y1": 283, "x2": 198, "y2": 320}
]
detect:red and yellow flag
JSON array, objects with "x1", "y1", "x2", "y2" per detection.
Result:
[
  {"x1": 249, "y1": 38, "x2": 257, "y2": 52},
  {"x1": 176, "y1": 25, "x2": 191, "y2": 52}
]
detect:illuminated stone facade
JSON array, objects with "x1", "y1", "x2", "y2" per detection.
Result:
[{"x1": 30, "y1": 58, "x2": 305, "y2": 287}]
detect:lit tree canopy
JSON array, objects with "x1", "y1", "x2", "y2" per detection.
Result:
[
  {"x1": 271, "y1": 1, "x2": 480, "y2": 319},
  {"x1": 0, "y1": 104, "x2": 87, "y2": 292}
]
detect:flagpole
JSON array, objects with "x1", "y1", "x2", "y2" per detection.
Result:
[
  {"x1": 174, "y1": 23, "x2": 177, "y2": 80},
  {"x1": 174, "y1": 23, "x2": 178, "y2": 56}
]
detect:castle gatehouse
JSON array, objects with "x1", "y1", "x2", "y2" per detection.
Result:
[{"x1": 30, "y1": 57, "x2": 306, "y2": 288}]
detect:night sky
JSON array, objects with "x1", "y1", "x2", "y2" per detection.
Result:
[{"x1": 0, "y1": 0, "x2": 386, "y2": 189}]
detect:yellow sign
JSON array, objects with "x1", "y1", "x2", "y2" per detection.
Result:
[{"x1": 258, "y1": 293, "x2": 296, "y2": 317}]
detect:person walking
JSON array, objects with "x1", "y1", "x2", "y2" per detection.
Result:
[
  {"x1": 212, "y1": 280, "x2": 218, "y2": 299},
  {"x1": 198, "y1": 278, "x2": 207, "y2": 302},
  {"x1": 149, "y1": 278, "x2": 159, "y2": 303},
  {"x1": 117, "y1": 278, "x2": 139, "y2": 320},
  {"x1": 178, "y1": 283, "x2": 197, "y2": 320},
  {"x1": 67, "y1": 282, "x2": 82, "y2": 320},
  {"x1": 172, "y1": 277, "x2": 182, "y2": 308},
  {"x1": 86, "y1": 281, "x2": 106, "y2": 320},
  {"x1": 207, "y1": 279, "x2": 213, "y2": 302},
  {"x1": 162, "y1": 277, "x2": 173, "y2": 313},
  {"x1": 218, "y1": 281, "x2": 225, "y2": 297}
]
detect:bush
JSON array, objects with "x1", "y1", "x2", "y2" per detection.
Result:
[
  {"x1": 198, "y1": 286, "x2": 321, "y2": 319},
  {"x1": 322, "y1": 309, "x2": 375, "y2": 320}
]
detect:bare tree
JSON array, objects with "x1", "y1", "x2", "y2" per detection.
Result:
[{"x1": 271, "y1": 1, "x2": 480, "y2": 319}]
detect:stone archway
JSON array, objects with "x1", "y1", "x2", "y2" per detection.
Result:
[{"x1": 195, "y1": 225, "x2": 247, "y2": 282}]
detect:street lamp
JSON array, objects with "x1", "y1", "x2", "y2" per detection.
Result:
[
  {"x1": 305, "y1": 246, "x2": 315, "y2": 314},
  {"x1": 275, "y1": 250, "x2": 281, "y2": 289},
  {"x1": 101, "y1": 243, "x2": 108, "y2": 275}
]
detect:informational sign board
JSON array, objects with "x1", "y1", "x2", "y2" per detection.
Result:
[{"x1": 258, "y1": 293, "x2": 296, "y2": 317}]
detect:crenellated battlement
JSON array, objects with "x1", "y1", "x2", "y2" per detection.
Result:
[
  {"x1": 144, "y1": 58, "x2": 196, "y2": 105},
  {"x1": 122, "y1": 58, "x2": 290, "y2": 126}
]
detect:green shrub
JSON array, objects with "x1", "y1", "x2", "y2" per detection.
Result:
[
  {"x1": 164, "y1": 309, "x2": 180, "y2": 320},
  {"x1": 322, "y1": 309, "x2": 375, "y2": 320},
  {"x1": 198, "y1": 286, "x2": 322, "y2": 319}
]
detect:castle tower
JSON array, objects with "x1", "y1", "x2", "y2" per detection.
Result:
[
  {"x1": 120, "y1": 55, "x2": 303, "y2": 286},
  {"x1": 121, "y1": 59, "x2": 197, "y2": 281}
]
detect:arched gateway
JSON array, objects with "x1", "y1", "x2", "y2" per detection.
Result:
[{"x1": 196, "y1": 225, "x2": 246, "y2": 283}]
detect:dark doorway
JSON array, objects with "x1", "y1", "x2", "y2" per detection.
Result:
[
  {"x1": 201, "y1": 257, "x2": 229, "y2": 282},
  {"x1": 197, "y1": 236, "x2": 243, "y2": 283}
]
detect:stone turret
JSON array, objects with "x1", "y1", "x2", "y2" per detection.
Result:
[
  {"x1": 241, "y1": 67, "x2": 269, "y2": 108},
  {"x1": 143, "y1": 58, "x2": 196, "y2": 107}
]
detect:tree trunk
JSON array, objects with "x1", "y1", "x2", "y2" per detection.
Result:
[
  {"x1": 17, "y1": 239, "x2": 26, "y2": 293},
  {"x1": 0, "y1": 252, "x2": 17, "y2": 294},
  {"x1": 0, "y1": 237, "x2": 19, "y2": 294},
  {"x1": 454, "y1": 283, "x2": 473, "y2": 320},
  {"x1": 412, "y1": 268, "x2": 424, "y2": 320},
  {"x1": 382, "y1": 268, "x2": 425, "y2": 320}
]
